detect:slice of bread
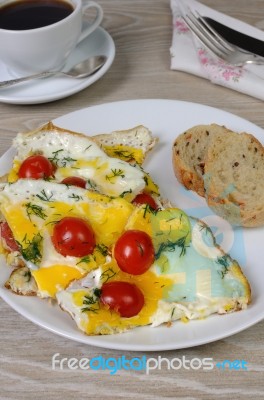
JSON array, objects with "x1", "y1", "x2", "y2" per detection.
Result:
[
  {"x1": 172, "y1": 124, "x2": 232, "y2": 197},
  {"x1": 204, "y1": 130, "x2": 264, "y2": 227},
  {"x1": 172, "y1": 124, "x2": 264, "y2": 227}
]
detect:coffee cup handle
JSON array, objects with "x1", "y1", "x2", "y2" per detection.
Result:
[{"x1": 77, "y1": 1, "x2": 103, "y2": 44}]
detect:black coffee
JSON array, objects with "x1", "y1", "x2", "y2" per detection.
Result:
[{"x1": 0, "y1": 0, "x2": 74, "y2": 30}]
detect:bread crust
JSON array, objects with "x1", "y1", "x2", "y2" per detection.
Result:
[
  {"x1": 172, "y1": 124, "x2": 233, "y2": 197},
  {"x1": 204, "y1": 131, "x2": 264, "y2": 227},
  {"x1": 172, "y1": 124, "x2": 264, "y2": 227}
]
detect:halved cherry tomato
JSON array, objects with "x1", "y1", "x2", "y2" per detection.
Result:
[
  {"x1": 132, "y1": 192, "x2": 158, "y2": 210},
  {"x1": 18, "y1": 155, "x2": 55, "y2": 179},
  {"x1": 52, "y1": 216, "x2": 95, "y2": 257},
  {"x1": 114, "y1": 229, "x2": 155, "y2": 275},
  {"x1": 100, "y1": 281, "x2": 144, "y2": 317},
  {"x1": 0, "y1": 221, "x2": 20, "y2": 252},
  {"x1": 61, "y1": 176, "x2": 86, "y2": 188}
]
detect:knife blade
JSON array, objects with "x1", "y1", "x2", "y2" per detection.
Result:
[{"x1": 203, "y1": 17, "x2": 264, "y2": 57}]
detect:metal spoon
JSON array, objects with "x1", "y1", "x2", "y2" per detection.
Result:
[{"x1": 0, "y1": 55, "x2": 107, "y2": 88}]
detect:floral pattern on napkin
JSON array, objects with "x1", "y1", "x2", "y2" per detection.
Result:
[
  {"x1": 170, "y1": 0, "x2": 264, "y2": 101},
  {"x1": 197, "y1": 47, "x2": 244, "y2": 84},
  {"x1": 174, "y1": 15, "x2": 244, "y2": 83}
]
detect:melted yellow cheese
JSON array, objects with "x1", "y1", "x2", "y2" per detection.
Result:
[
  {"x1": 8, "y1": 159, "x2": 22, "y2": 183},
  {"x1": 125, "y1": 206, "x2": 152, "y2": 236},
  {"x1": 143, "y1": 172, "x2": 160, "y2": 195},
  {"x1": 1, "y1": 206, "x2": 39, "y2": 244},
  {"x1": 102, "y1": 144, "x2": 144, "y2": 164},
  {"x1": 32, "y1": 265, "x2": 83, "y2": 298}
]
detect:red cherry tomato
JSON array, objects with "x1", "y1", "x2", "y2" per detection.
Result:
[
  {"x1": 132, "y1": 192, "x2": 158, "y2": 210},
  {"x1": 114, "y1": 230, "x2": 155, "y2": 275},
  {"x1": 18, "y1": 155, "x2": 55, "y2": 179},
  {"x1": 52, "y1": 216, "x2": 95, "y2": 257},
  {"x1": 0, "y1": 221, "x2": 20, "y2": 252},
  {"x1": 100, "y1": 281, "x2": 144, "y2": 317},
  {"x1": 61, "y1": 176, "x2": 86, "y2": 188}
]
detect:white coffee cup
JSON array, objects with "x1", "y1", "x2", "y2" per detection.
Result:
[{"x1": 0, "y1": 0, "x2": 103, "y2": 76}]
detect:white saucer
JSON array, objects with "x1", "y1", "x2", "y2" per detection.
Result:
[{"x1": 0, "y1": 27, "x2": 115, "y2": 105}]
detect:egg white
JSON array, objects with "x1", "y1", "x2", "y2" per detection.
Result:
[{"x1": 13, "y1": 129, "x2": 146, "y2": 198}]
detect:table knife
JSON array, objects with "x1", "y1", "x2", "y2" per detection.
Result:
[{"x1": 203, "y1": 17, "x2": 264, "y2": 57}]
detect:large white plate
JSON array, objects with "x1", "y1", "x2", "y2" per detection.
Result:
[
  {"x1": 0, "y1": 99, "x2": 263, "y2": 351},
  {"x1": 0, "y1": 27, "x2": 115, "y2": 105}
]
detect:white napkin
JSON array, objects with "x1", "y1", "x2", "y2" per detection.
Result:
[{"x1": 170, "y1": 0, "x2": 264, "y2": 101}]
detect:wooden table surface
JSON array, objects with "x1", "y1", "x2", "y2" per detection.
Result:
[{"x1": 0, "y1": 0, "x2": 263, "y2": 398}]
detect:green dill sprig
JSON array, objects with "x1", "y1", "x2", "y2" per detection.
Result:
[
  {"x1": 105, "y1": 168, "x2": 125, "y2": 182},
  {"x1": 68, "y1": 193, "x2": 83, "y2": 201},
  {"x1": 165, "y1": 216, "x2": 178, "y2": 223},
  {"x1": 84, "y1": 145, "x2": 92, "y2": 151},
  {"x1": 25, "y1": 203, "x2": 47, "y2": 221},
  {"x1": 36, "y1": 189, "x2": 54, "y2": 202},
  {"x1": 48, "y1": 149, "x2": 77, "y2": 167},
  {"x1": 143, "y1": 175, "x2": 149, "y2": 186},
  {"x1": 23, "y1": 269, "x2": 32, "y2": 283},
  {"x1": 100, "y1": 267, "x2": 117, "y2": 283},
  {"x1": 20, "y1": 233, "x2": 43, "y2": 265},
  {"x1": 155, "y1": 235, "x2": 189, "y2": 259},
  {"x1": 199, "y1": 224, "x2": 211, "y2": 235},
  {"x1": 119, "y1": 189, "x2": 132, "y2": 198},
  {"x1": 96, "y1": 243, "x2": 109, "y2": 256},
  {"x1": 86, "y1": 179, "x2": 97, "y2": 190},
  {"x1": 142, "y1": 204, "x2": 158, "y2": 218},
  {"x1": 113, "y1": 149, "x2": 135, "y2": 160},
  {"x1": 81, "y1": 288, "x2": 102, "y2": 313},
  {"x1": 216, "y1": 255, "x2": 230, "y2": 278},
  {"x1": 48, "y1": 149, "x2": 63, "y2": 166},
  {"x1": 45, "y1": 219, "x2": 61, "y2": 226},
  {"x1": 61, "y1": 156, "x2": 77, "y2": 167},
  {"x1": 77, "y1": 255, "x2": 92, "y2": 265}
]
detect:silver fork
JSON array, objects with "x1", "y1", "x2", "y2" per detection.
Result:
[{"x1": 181, "y1": 8, "x2": 264, "y2": 66}]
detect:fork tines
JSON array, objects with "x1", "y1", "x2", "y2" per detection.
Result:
[{"x1": 181, "y1": 9, "x2": 235, "y2": 59}]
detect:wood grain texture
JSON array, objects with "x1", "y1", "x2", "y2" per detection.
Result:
[{"x1": 0, "y1": 1, "x2": 263, "y2": 398}]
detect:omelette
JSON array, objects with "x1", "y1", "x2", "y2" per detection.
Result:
[
  {"x1": 56, "y1": 206, "x2": 250, "y2": 334},
  {"x1": 7, "y1": 122, "x2": 159, "y2": 200},
  {"x1": 0, "y1": 123, "x2": 251, "y2": 336}
]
